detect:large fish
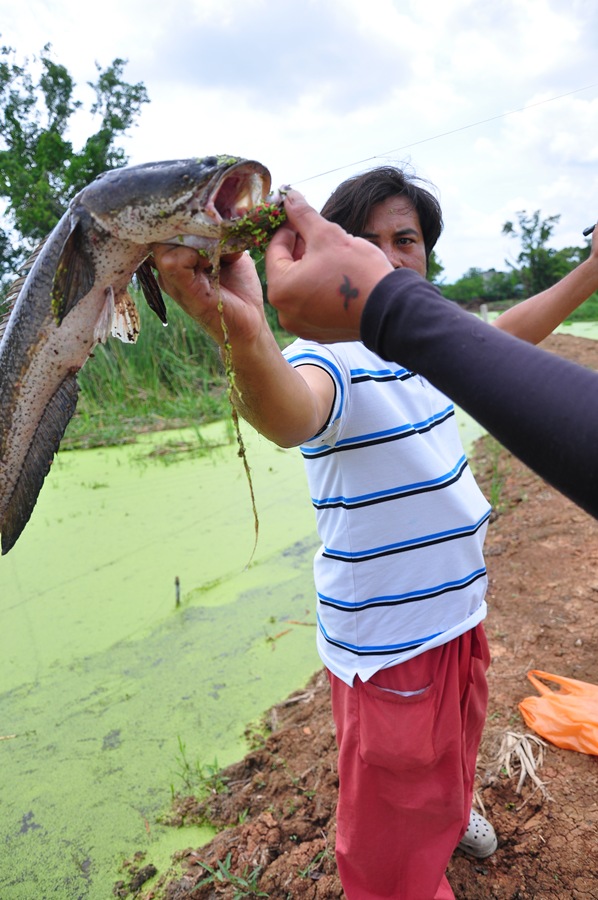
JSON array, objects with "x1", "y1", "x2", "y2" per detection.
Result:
[{"x1": 0, "y1": 155, "x2": 284, "y2": 555}]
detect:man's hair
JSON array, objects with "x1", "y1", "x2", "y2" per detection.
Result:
[{"x1": 320, "y1": 166, "x2": 443, "y2": 263}]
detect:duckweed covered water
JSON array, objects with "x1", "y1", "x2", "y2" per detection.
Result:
[{"x1": 0, "y1": 422, "x2": 321, "y2": 899}]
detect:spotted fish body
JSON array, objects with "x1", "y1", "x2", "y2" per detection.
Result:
[{"x1": 0, "y1": 155, "x2": 281, "y2": 555}]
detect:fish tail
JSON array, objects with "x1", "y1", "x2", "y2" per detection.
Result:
[{"x1": 1, "y1": 374, "x2": 79, "y2": 555}]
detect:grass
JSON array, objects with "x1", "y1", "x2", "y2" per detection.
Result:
[
  {"x1": 472, "y1": 435, "x2": 509, "y2": 514},
  {"x1": 194, "y1": 852, "x2": 269, "y2": 898},
  {"x1": 565, "y1": 292, "x2": 598, "y2": 322},
  {"x1": 172, "y1": 735, "x2": 229, "y2": 798},
  {"x1": 471, "y1": 291, "x2": 598, "y2": 324}
]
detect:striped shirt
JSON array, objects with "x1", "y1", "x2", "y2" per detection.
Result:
[{"x1": 283, "y1": 339, "x2": 492, "y2": 686}]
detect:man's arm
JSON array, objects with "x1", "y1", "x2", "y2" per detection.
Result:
[
  {"x1": 493, "y1": 226, "x2": 598, "y2": 344},
  {"x1": 152, "y1": 245, "x2": 335, "y2": 448},
  {"x1": 362, "y1": 268, "x2": 598, "y2": 518}
]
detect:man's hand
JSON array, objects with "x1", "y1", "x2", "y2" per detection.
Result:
[
  {"x1": 151, "y1": 245, "x2": 265, "y2": 347},
  {"x1": 265, "y1": 190, "x2": 393, "y2": 341}
]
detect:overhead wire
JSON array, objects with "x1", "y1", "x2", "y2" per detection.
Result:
[{"x1": 294, "y1": 81, "x2": 598, "y2": 186}]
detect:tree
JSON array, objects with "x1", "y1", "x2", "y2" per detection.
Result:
[
  {"x1": 441, "y1": 266, "x2": 522, "y2": 306},
  {"x1": 0, "y1": 42, "x2": 149, "y2": 283},
  {"x1": 426, "y1": 249, "x2": 444, "y2": 284},
  {"x1": 502, "y1": 210, "x2": 563, "y2": 297}
]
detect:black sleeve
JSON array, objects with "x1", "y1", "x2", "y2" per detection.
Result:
[{"x1": 360, "y1": 268, "x2": 598, "y2": 520}]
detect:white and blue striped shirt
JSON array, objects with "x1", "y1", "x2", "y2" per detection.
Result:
[{"x1": 283, "y1": 339, "x2": 491, "y2": 686}]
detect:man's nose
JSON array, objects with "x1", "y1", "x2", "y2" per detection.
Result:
[{"x1": 386, "y1": 248, "x2": 404, "y2": 269}]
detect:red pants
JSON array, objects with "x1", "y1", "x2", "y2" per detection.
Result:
[{"x1": 328, "y1": 624, "x2": 490, "y2": 900}]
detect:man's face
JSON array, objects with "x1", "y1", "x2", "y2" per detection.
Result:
[{"x1": 360, "y1": 196, "x2": 427, "y2": 277}]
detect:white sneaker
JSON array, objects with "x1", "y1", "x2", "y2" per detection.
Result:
[{"x1": 457, "y1": 809, "x2": 498, "y2": 858}]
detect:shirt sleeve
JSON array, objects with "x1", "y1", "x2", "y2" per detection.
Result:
[
  {"x1": 282, "y1": 339, "x2": 346, "y2": 445},
  {"x1": 360, "y1": 268, "x2": 598, "y2": 520}
]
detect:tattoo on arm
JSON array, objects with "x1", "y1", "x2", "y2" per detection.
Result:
[{"x1": 340, "y1": 275, "x2": 359, "y2": 310}]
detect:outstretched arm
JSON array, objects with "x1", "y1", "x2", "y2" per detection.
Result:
[
  {"x1": 493, "y1": 224, "x2": 598, "y2": 343},
  {"x1": 152, "y1": 245, "x2": 334, "y2": 448}
]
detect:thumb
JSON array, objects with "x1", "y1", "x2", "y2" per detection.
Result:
[
  {"x1": 265, "y1": 190, "x2": 314, "y2": 275},
  {"x1": 265, "y1": 214, "x2": 299, "y2": 279},
  {"x1": 282, "y1": 189, "x2": 324, "y2": 236}
]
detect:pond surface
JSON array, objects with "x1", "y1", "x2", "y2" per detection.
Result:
[{"x1": 0, "y1": 423, "x2": 322, "y2": 899}]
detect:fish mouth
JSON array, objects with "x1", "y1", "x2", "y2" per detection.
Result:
[
  {"x1": 166, "y1": 161, "x2": 284, "y2": 254},
  {"x1": 206, "y1": 162, "x2": 271, "y2": 223}
]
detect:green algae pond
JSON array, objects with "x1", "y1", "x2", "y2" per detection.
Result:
[{"x1": 0, "y1": 422, "x2": 322, "y2": 899}]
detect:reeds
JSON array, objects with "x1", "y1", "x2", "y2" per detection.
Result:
[{"x1": 64, "y1": 288, "x2": 227, "y2": 448}]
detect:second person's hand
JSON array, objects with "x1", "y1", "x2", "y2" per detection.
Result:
[{"x1": 265, "y1": 189, "x2": 393, "y2": 342}]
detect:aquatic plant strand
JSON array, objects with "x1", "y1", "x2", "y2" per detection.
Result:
[
  {"x1": 207, "y1": 252, "x2": 260, "y2": 564},
  {"x1": 201, "y1": 196, "x2": 288, "y2": 563}
]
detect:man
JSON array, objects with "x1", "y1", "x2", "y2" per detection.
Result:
[
  {"x1": 265, "y1": 188, "x2": 598, "y2": 521},
  {"x1": 153, "y1": 168, "x2": 598, "y2": 899}
]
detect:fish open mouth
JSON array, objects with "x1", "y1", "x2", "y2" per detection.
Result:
[
  {"x1": 161, "y1": 159, "x2": 285, "y2": 254},
  {"x1": 208, "y1": 163, "x2": 271, "y2": 223}
]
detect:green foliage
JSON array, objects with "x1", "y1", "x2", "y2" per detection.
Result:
[
  {"x1": 195, "y1": 852, "x2": 269, "y2": 898},
  {"x1": 298, "y1": 847, "x2": 334, "y2": 879},
  {"x1": 502, "y1": 209, "x2": 564, "y2": 297},
  {"x1": 440, "y1": 210, "x2": 597, "y2": 317},
  {"x1": 252, "y1": 249, "x2": 295, "y2": 346},
  {"x1": 426, "y1": 248, "x2": 444, "y2": 283},
  {"x1": 57, "y1": 274, "x2": 295, "y2": 451},
  {"x1": 441, "y1": 266, "x2": 522, "y2": 304},
  {"x1": 174, "y1": 736, "x2": 229, "y2": 798},
  {"x1": 565, "y1": 292, "x2": 598, "y2": 323},
  {"x1": 0, "y1": 41, "x2": 148, "y2": 282}
]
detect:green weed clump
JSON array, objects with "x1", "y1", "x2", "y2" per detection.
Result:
[
  {"x1": 171, "y1": 736, "x2": 230, "y2": 802},
  {"x1": 194, "y1": 852, "x2": 269, "y2": 898}
]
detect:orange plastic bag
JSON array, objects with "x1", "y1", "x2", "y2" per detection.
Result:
[{"x1": 518, "y1": 669, "x2": 598, "y2": 756}]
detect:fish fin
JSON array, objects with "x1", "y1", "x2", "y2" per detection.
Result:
[
  {"x1": 51, "y1": 219, "x2": 96, "y2": 324},
  {"x1": 0, "y1": 239, "x2": 49, "y2": 341},
  {"x1": 93, "y1": 287, "x2": 115, "y2": 345},
  {"x1": 1, "y1": 373, "x2": 79, "y2": 555},
  {"x1": 0, "y1": 284, "x2": 19, "y2": 343},
  {"x1": 93, "y1": 287, "x2": 141, "y2": 345},
  {"x1": 135, "y1": 259, "x2": 168, "y2": 325},
  {"x1": 111, "y1": 290, "x2": 141, "y2": 344}
]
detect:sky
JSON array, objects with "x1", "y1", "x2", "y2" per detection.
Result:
[{"x1": 1, "y1": 0, "x2": 597, "y2": 282}]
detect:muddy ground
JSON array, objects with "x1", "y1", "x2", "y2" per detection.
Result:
[{"x1": 116, "y1": 333, "x2": 598, "y2": 899}]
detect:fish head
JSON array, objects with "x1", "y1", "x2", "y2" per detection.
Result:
[{"x1": 77, "y1": 155, "x2": 277, "y2": 251}]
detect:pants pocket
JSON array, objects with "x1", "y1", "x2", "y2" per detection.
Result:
[{"x1": 358, "y1": 676, "x2": 438, "y2": 772}]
